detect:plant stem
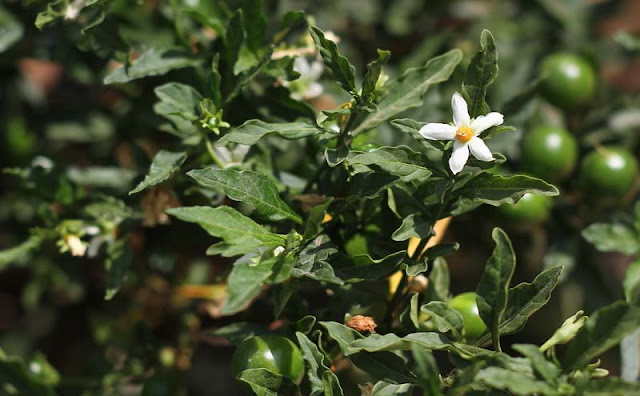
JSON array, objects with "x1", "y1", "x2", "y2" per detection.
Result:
[{"x1": 204, "y1": 137, "x2": 225, "y2": 168}]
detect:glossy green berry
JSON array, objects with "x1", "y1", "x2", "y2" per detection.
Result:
[
  {"x1": 231, "y1": 335, "x2": 304, "y2": 384},
  {"x1": 579, "y1": 147, "x2": 638, "y2": 200},
  {"x1": 495, "y1": 193, "x2": 552, "y2": 225},
  {"x1": 539, "y1": 52, "x2": 596, "y2": 110},
  {"x1": 521, "y1": 126, "x2": 577, "y2": 182},
  {"x1": 448, "y1": 292, "x2": 487, "y2": 340}
]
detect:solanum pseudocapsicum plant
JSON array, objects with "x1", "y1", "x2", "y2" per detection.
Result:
[{"x1": 2, "y1": 1, "x2": 640, "y2": 395}]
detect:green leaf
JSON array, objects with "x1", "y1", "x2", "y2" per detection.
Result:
[
  {"x1": 391, "y1": 214, "x2": 433, "y2": 242},
  {"x1": 348, "y1": 146, "x2": 434, "y2": 182},
  {"x1": 371, "y1": 381, "x2": 414, "y2": 396},
  {"x1": 461, "y1": 30, "x2": 498, "y2": 118},
  {"x1": 303, "y1": 199, "x2": 333, "y2": 240},
  {"x1": 353, "y1": 49, "x2": 462, "y2": 134},
  {"x1": 295, "y1": 333, "x2": 344, "y2": 396},
  {"x1": 129, "y1": 151, "x2": 187, "y2": 195},
  {"x1": 361, "y1": 49, "x2": 391, "y2": 106},
  {"x1": 188, "y1": 167, "x2": 302, "y2": 224},
  {"x1": 223, "y1": 254, "x2": 280, "y2": 315},
  {"x1": 450, "y1": 174, "x2": 558, "y2": 215},
  {"x1": 347, "y1": 171, "x2": 399, "y2": 199},
  {"x1": 349, "y1": 352, "x2": 418, "y2": 385},
  {"x1": 153, "y1": 83, "x2": 202, "y2": 138},
  {"x1": 475, "y1": 266, "x2": 563, "y2": 346},
  {"x1": 624, "y1": 260, "x2": 640, "y2": 306},
  {"x1": 294, "y1": 235, "x2": 344, "y2": 285},
  {"x1": 167, "y1": 206, "x2": 285, "y2": 256},
  {"x1": 334, "y1": 251, "x2": 406, "y2": 282},
  {"x1": 561, "y1": 301, "x2": 640, "y2": 372},
  {"x1": 390, "y1": 119, "x2": 447, "y2": 153},
  {"x1": 0, "y1": 6, "x2": 23, "y2": 53},
  {"x1": 425, "y1": 257, "x2": 450, "y2": 302},
  {"x1": 476, "y1": 228, "x2": 516, "y2": 351},
  {"x1": 0, "y1": 350, "x2": 56, "y2": 396},
  {"x1": 309, "y1": 26, "x2": 356, "y2": 94},
  {"x1": 105, "y1": 239, "x2": 131, "y2": 300},
  {"x1": 581, "y1": 377, "x2": 640, "y2": 395},
  {"x1": 512, "y1": 344, "x2": 559, "y2": 384},
  {"x1": 411, "y1": 346, "x2": 443, "y2": 396},
  {"x1": 582, "y1": 223, "x2": 639, "y2": 256},
  {"x1": 475, "y1": 367, "x2": 559, "y2": 396},
  {"x1": 0, "y1": 236, "x2": 42, "y2": 271},
  {"x1": 218, "y1": 120, "x2": 321, "y2": 146},
  {"x1": 420, "y1": 301, "x2": 464, "y2": 340},
  {"x1": 236, "y1": 368, "x2": 299, "y2": 396},
  {"x1": 104, "y1": 48, "x2": 202, "y2": 84}
]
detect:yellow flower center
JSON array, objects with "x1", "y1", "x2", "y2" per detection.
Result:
[{"x1": 455, "y1": 126, "x2": 473, "y2": 142}]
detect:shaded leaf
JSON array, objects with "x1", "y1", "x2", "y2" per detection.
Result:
[
  {"x1": 349, "y1": 352, "x2": 418, "y2": 385},
  {"x1": 354, "y1": 50, "x2": 462, "y2": 134},
  {"x1": 348, "y1": 146, "x2": 434, "y2": 182},
  {"x1": 167, "y1": 206, "x2": 285, "y2": 256},
  {"x1": 153, "y1": 83, "x2": 202, "y2": 138},
  {"x1": 236, "y1": 368, "x2": 299, "y2": 396},
  {"x1": 476, "y1": 228, "x2": 515, "y2": 351},
  {"x1": 218, "y1": 120, "x2": 321, "y2": 146},
  {"x1": 391, "y1": 214, "x2": 433, "y2": 242},
  {"x1": 309, "y1": 26, "x2": 356, "y2": 94},
  {"x1": 562, "y1": 301, "x2": 640, "y2": 372},
  {"x1": 420, "y1": 301, "x2": 464, "y2": 340},
  {"x1": 296, "y1": 332, "x2": 344, "y2": 396},
  {"x1": 462, "y1": 30, "x2": 498, "y2": 118},
  {"x1": 105, "y1": 239, "x2": 131, "y2": 300},
  {"x1": 582, "y1": 223, "x2": 638, "y2": 256},
  {"x1": 475, "y1": 367, "x2": 559, "y2": 396},
  {"x1": 294, "y1": 235, "x2": 343, "y2": 285},
  {"x1": 0, "y1": 236, "x2": 42, "y2": 271},
  {"x1": 188, "y1": 167, "x2": 301, "y2": 224},
  {"x1": 104, "y1": 48, "x2": 202, "y2": 84},
  {"x1": 512, "y1": 344, "x2": 559, "y2": 384},
  {"x1": 129, "y1": 151, "x2": 187, "y2": 195},
  {"x1": 361, "y1": 49, "x2": 391, "y2": 107},
  {"x1": 0, "y1": 6, "x2": 23, "y2": 53}
]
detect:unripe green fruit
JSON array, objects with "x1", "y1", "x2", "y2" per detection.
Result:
[
  {"x1": 540, "y1": 52, "x2": 596, "y2": 110},
  {"x1": 521, "y1": 126, "x2": 577, "y2": 182}
]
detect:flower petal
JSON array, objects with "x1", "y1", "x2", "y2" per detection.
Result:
[
  {"x1": 449, "y1": 140, "x2": 469, "y2": 174},
  {"x1": 419, "y1": 123, "x2": 457, "y2": 140},
  {"x1": 470, "y1": 112, "x2": 504, "y2": 135},
  {"x1": 305, "y1": 82, "x2": 324, "y2": 99},
  {"x1": 468, "y1": 137, "x2": 494, "y2": 162},
  {"x1": 451, "y1": 92, "x2": 470, "y2": 127},
  {"x1": 294, "y1": 57, "x2": 311, "y2": 75}
]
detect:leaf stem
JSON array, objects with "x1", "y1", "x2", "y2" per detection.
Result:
[{"x1": 204, "y1": 137, "x2": 226, "y2": 168}]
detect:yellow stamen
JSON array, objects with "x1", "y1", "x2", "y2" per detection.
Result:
[{"x1": 455, "y1": 126, "x2": 473, "y2": 142}]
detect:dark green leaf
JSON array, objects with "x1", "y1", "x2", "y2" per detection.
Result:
[
  {"x1": 294, "y1": 235, "x2": 343, "y2": 285},
  {"x1": 347, "y1": 171, "x2": 399, "y2": 199},
  {"x1": 354, "y1": 50, "x2": 462, "y2": 134},
  {"x1": 167, "y1": 206, "x2": 285, "y2": 256},
  {"x1": 218, "y1": 120, "x2": 321, "y2": 146},
  {"x1": 348, "y1": 146, "x2": 434, "y2": 182},
  {"x1": 349, "y1": 352, "x2": 418, "y2": 385},
  {"x1": 411, "y1": 346, "x2": 443, "y2": 396},
  {"x1": 303, "y1": 199, "x2": 333, "y2": 240},
  {"x1": 104, "y1": 48, "x2": 202, "y2": 84},
  {"x1": 0, "y1": 236, "x2": 42, "y2": 271},
  {"x1": 129, "y1": 151, "x2": 187, "y2": 195},
  {"x1": 371, "y1": 381, "x2": 414, "y2": 395},
  {"x1": 0, "y1": 350, "x2": 56, "y2": 396},
  {"x1": 425, "y1": 257, "x2": 450, "y2": 302},
  {"x1": 361, "y1": 49, "x2": 391, "y2": 105},
  {"x1": 334, "y1": 251, "x2": 406, "y2": 282},
  {"x1": 512, "y1": 344, "x2": 559, "y2": 384},
  {"x1": 562, "y1": 301, "x2": 640, "y2": 372},
  {"x1": 296, "y1": 332, "x2": 344, "y2": 396},
  {"x1": 582, "y1": 223, "x2": 639, "y2": 256},
  {"x1": 450, "y1": 174, "x2": 558, "y2": 216},
  {"x1": 476, "y1": 228, "x2": 515, "y2": 351},
  {"x1": 104, "y1": 239, "x2": 131, "y2": 300},
  {"x1": 236, "y1": 368, "x2": 299, "y2": 396},
  {"x1": 391, "y1": 214, "x2": 433, "y2": 242},
  {"x1": 188, "y1": 167, "x2": 302, "y2": 224},
  {"x1": 624, "y1": 260, "x2": 640, "y2": 306},
  {"x1": 309, "y1": 26, "x2": 356, "y2": 94},
  {"x1": 420, "y1": 301, "x2": 464, "y2": 340},
  {"x1": 153, "y1": 83, "x2": 202, "y2": 138},
  {"x1": 223, "y1": 254, "x2": 276, "y2": 315},
  {"x1": 475, "y1": 367, "x2": 559, "y2": 396},
  {"x1": 424, "y1": 243, "x2": 460, "y2": 259},
  {"x1": 462, "y1": 30, "x2": 498, "y2": 118},
  {"x1": 581, "y1": 377, "x2": 640, "y2": 395},
  {"x1": 0, "y1": 6, "x2": 23, "y2": 53}
]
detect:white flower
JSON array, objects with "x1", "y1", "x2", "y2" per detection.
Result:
[
  {"x1": 419, "y1": 92, "x2": 504, "y2": 174},
  {"x1": 282, "y1": 57, "x2": 324, "y2": 100},
  {"x1": 64, "y1": 0, "x2": 85, "y2": 20},
  {"x1": 65, "y1": 234, "x2": 87, "y2": 257}
]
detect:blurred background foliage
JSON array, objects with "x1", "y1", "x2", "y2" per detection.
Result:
[{"x1": 1, "y1": 0, "x2": 640, "y2": 394}]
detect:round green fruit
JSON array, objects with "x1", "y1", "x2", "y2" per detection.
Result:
[
  {"x1": 231, "y1": 335, "x2": 304, "y2": 384},
  {"x1": 539, "y1": 52, "x2": 596, "y2": 110},
  {"x1": 578, "y1": 147, "x2": 638, "y2": 200},
  {"x1": 495, "y1": 193, "x2": 552, "y2": 225},
  {"x1": 449, "y1": 292, "x2": 487, "y2": 340},
  {"x1": 520, "y1": 126, "x2": 577, "y2": 182}
]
